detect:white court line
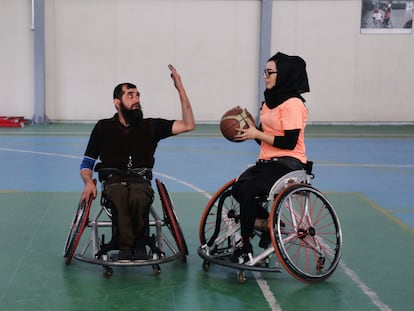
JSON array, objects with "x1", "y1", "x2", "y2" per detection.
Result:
[
  {"x1": 252, "y1": 271, "x2": 282, "y2": 311},
  {"x1": 0, "y1": 147, "x2": 81, "y2": 159},
  {"x1": 0, "y1": 148, "x2": 283, "y2": 310},
  {"x1": 0, "y1": 147, "x2": 395, "y2": 310},
  {"x1": 146, "y1": 174, "x2": 394, "y2": 311},
  {"x1": 1, "y1": 148, "x2": 412, "y2": 169},
  {"x1": 340, "y1": 261, "x2": 391, "y2": 311},
  {"x1": 150, "y1": 173, "x2": 284, "y2": 311}
]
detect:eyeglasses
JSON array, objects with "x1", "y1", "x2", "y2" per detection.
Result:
[{"x1": 263, "y1": 69, "x2": 277, "y2": 78}]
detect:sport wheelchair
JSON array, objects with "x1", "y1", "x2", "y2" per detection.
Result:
[
  {"x1": 64, "y1": 172, "x2": 188, "y2": 278},
  {"x1": 198, "y1": 161, "x2": 342, "y2": 284}
]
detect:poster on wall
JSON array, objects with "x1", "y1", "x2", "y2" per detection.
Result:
[{"x1": 361, "y1": 0, "x2": 413, "y2": 34}]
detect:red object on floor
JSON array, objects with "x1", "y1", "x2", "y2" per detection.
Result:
[{"x1": 0, "y1": 116, "x2": 30, "y2": 128}]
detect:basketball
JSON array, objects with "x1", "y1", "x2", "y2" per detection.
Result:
[{"x1": 220, "y1": 106, "x2": 255, "y2": 142}]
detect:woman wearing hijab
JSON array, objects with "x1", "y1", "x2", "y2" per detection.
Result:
[{"x1": 231, "y1": 52, "x2": 310, "y2": 263}]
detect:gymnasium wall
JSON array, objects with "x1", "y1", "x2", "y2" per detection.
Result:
[
  {"x1": 1, "y1": 0, "x2": 413, "y2": 123},
  {"x1": 0, "y1": 1, "x2": 34, "y2": 119}
]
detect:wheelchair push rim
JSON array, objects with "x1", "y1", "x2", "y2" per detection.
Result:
[
  {"x1": 270, "y1": 183, "x2": 342, "y2": 284},
  {"x1": 155, "y1": 178, "x2": 188, "y2": 260},
  {"x1": 199, "y1": 178, "x2": 237, "y2": 247},
  {"x1": 198, "y1": 178, "x2": 283, "y2": 276},
  {"x1": 63, "y1": 194, "x2": 94, "y2": 264}
]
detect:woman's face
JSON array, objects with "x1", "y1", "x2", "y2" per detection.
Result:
[{"x1": 263, "y1": 60, "x2": 277, "y2": 89}]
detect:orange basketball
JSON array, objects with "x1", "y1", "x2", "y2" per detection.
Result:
[{"x1": 220, "y1": 106, "x2": 255, "y2": 142}]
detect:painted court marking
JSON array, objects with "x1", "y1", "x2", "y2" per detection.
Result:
[{"x1": 0, "y1": 147, "x2": 396, "y2": 311}]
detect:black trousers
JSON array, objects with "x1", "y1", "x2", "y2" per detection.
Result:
[
  {"x1": 103, "y1": 182, "x2": 154, "y2": 250},
  {"x1": 231, "y1": 159, "x2": 302, "y2": 241}
]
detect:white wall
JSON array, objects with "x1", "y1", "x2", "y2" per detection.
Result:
[
  {"x1": 272, "y1": 0, "x2": 414, "y2": 123},
  {"x1": 44, "y1": 0, "x2": 260, "y2": 122},
  {"x1": 0, "y1": 0, "x2": 34, "y2": 118},
  {"x1": 1, "y1": 0, "x2": 413, "y2": 123}
]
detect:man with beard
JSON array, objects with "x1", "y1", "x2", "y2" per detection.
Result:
[{"x1": 79, "y1": 64, "x2": 195, "y2": 260}]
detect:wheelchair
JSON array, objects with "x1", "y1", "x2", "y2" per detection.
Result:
[
  {"x1": 63, "y1": 171, "x2": 188, "y2": 278},
  {"x1": 198, "y1": 161, "x2": 342, "y2": 284}
]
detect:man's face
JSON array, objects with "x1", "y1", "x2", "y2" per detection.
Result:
[
  {"x1": 120, "y1": 85, "x2": 141, "y2": 110},
  {"x1": 118, "y1": 85, "x2": 143, "y2": 125}
]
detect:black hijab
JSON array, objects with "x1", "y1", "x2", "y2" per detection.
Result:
[{"x1": 264, "y1": 52, "x2": 310, "y2": 109}]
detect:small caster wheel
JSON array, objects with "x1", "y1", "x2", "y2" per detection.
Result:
[
  {"x1": 103, "y1": 266, "x2": 113, "y2": 278},
  {"x1": 152, "y1": 264, "x2": 161, "y2": 276},
  {"x1": 202, "y1": 260, "x2": 210, "y2": 272},
  {"x1": 237, "y1": 271, "x2": 246, "y2": 284}
]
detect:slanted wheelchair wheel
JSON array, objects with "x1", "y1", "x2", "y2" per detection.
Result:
[
  {"x1": 269, "y1": 183, "x2": 342, "y2": 283},
  {"x1": 199, "y1": 179, "x2": 241, "y2": 251},
  {"x1": 155, "y1": 178, "x2": 188, "y2": 261},
  {"x1": 63, "y1": 195, "x2": 94, "y2": 265}
]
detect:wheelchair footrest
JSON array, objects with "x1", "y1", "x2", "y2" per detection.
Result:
[
  {"x1": 197, "y1": 247, "x2": 282, "y2": 273},
  {"x1": 73, "y1": 251, "x2": 180, "y2": 267}
]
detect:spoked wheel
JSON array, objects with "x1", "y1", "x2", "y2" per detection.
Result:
[
  {"x1": 269, "y1": 183, "x2": 342, "y2": 283},
  {"x1": 63, "y1": 188, "x2": 95, "y2": 265},
  {"x1": 155, "y1": 178, "x2": 188, "y2": 262},
  {"x1": 199, "y1": 179, "x2": 241, "y2": 252}
]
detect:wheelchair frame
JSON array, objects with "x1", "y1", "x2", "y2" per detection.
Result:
[
  {"x1": 64, "y1": 178, "x2": 188, "y2": 278},
  {"x1": 198, "y1": 162, "x2": 342, "y2": 284}
]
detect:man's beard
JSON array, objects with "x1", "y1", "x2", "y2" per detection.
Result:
[{"x1": 120, "y1": 101, "x2": 143, "y2": 126}]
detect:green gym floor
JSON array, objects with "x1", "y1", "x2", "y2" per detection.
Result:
[{"x1": 0, "y1": 123, "x2": 413, "y2": 311}]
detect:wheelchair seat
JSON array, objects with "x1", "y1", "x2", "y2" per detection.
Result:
[{"x1": 267, "y1": 160, "x2": 313, "y2": 199}]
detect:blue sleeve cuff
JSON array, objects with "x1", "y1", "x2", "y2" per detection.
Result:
[{"x1": 80, "y1": 156, "x2": 96, "y2": 171}]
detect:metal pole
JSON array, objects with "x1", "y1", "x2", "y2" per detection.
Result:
[
  {"x1": 258, "y1": 0, "x2": 272, "y2": 108},
  {"x1": 32, "y1": 0, "x2": 49, "y2": 124}
]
